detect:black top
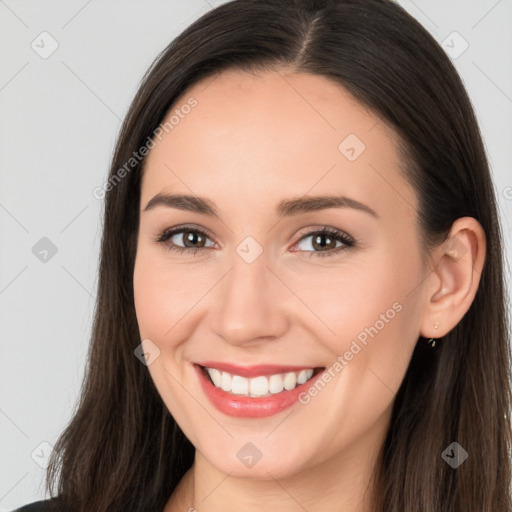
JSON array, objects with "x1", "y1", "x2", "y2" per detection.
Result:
[{"x1": 12, "y1": 499, "x2": 58, "y2": 512}]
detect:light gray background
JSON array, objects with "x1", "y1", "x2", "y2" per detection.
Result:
[{"x1": 1, "y1": 0, "x2": 511, "y2": 509}]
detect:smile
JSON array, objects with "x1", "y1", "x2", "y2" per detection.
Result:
[
  {"x1": 203, "y1": 366, "x2": 318, "y2": 397},
  {"x1": 193, "y1": 362, "x2": 326, "y2": 418}
]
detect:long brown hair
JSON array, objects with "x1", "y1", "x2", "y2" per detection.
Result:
[{"x1": 45, "y1": 0, "x2": 512, "y2": 510}]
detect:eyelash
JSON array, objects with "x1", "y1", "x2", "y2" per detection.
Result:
[{"x1": 154, "y1": 225, "x2": 355, "y2": 258}]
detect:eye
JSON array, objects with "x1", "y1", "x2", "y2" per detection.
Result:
[
  {"x1": 155, "y1": 225, "x2": 355, "y2": 258},
  {"x1": 155, "y1": 226, "x2": 215, "y2": 255},
  {"x1": 293, "y1": 227, "x2": 355, "y2": 258}
]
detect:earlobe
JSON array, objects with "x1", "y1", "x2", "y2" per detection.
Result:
[{"x1": 419, "y1": 217, "x2": 486, "y2": 340}]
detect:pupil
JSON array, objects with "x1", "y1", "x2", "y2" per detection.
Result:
[
  {"x1": 313, "y1": 234, "x2": 334, "y2": 251},
  {"x1": 185, "y1": 230, "x2": 204, "y2": 247}
]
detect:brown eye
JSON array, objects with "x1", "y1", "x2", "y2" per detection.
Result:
[
  {"x1": 181, "y1": 229, "x2": 208, "y2": 248},
  {"x1": 311, "y1": 233, "x2": 339, "y2": 251},
  {"x1": 294, "y1": 228, "x2": 355, "y2": 258},
  {"x1": 156, "y1": 226, "x2": 215, "y2": 254}
]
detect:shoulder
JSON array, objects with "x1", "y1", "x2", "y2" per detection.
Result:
[{"x1": 11, "y1": 498, "x2": 60, "y2": 512}]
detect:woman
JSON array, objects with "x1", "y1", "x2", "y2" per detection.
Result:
[{"x1": 15, "y1": 0, "x2": 512, "y2": 510}]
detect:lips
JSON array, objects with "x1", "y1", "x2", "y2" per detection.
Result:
[{"x1": 193, "y1": 361, "x2": 326, "y2": 418}]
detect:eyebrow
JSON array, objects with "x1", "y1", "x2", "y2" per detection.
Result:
[{"x1": 142, "y1": 193, "x2": 379, "y2": 219}]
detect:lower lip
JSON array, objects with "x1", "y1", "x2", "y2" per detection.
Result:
[{"x1": 194, "y1": 363, "x2": 324, "y2": 418}]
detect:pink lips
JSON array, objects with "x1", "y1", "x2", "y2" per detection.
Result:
[{"x1": 193, "y1": 362, "x2": 324, "y2": 418}]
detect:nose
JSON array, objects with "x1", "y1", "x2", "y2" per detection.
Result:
[{"x1": 210, "y1": 250, "x2": 289, "y2": 346}]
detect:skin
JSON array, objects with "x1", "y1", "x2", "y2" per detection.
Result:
[{"x1": 132, "y1": 68, "x2": 486, "y2": 512}]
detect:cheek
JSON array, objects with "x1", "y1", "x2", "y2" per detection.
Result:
[
  {"x1": 331, "y1": 256, "x2": 422, "y2": 401},
  {"x1": 299, "y1": 244, "x2": 422, "y2": 384},
  {"x1": 133, "y1": 246, "x2": 203, "y2": 341},
  {"x1": 300, "y1": 272, "x2": 421, "y2": 449},
  {"x1": 289, "y1": 254, "x2": 413, "y2": 347},
  {"x1": 133, "y1": 259, "x2": 167, "y2": 339},
  {"x1": 133, "y1": 249, "x2": 207, "y2": 434}
]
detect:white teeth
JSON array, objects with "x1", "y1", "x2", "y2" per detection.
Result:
[
  {"x1": 268, "y1": 374, "x2": 284, "y2": 394},
  {"x1": 249, "y1": 376, "x2": 268, "y2": 397},
  {"x1": 297, "y1": 369, "x2": 311, "y2": 385},
  {"x1": 221, "y1": 371, "x2": 231, "y2": 392},
  {"x1": 209, "y1": 368, "x2": 222, "y2": 388},
  {"x1": 283, "y1": 372, "x2": 297, "y2": 390},
  {"x1": 231, "y1": 375, "x2": 249, "y2": 395},
  {"x1": 205, "y1": 367, "x2": 315, "y2": 397}
]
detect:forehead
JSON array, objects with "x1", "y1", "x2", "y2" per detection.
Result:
[{"x1": 140, "y1": 68, "x2": 417, "y2": 222}]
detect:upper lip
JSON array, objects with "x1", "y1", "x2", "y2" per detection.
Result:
[{"x1": 195, "y1": 361, "x2": 324, "y2": 378}]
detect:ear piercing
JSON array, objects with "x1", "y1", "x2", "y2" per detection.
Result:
[{"x1": 427, "y1": 322, "x2": 439, "y2": 348}]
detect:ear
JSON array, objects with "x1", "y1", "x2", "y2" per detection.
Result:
[{"x1": 419, "y1": 217, "x2": 486, "y2": 339}]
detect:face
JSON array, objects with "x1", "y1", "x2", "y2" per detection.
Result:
[{"x1": 133, "y1": 68, "x2": 427, "y2": 480}]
